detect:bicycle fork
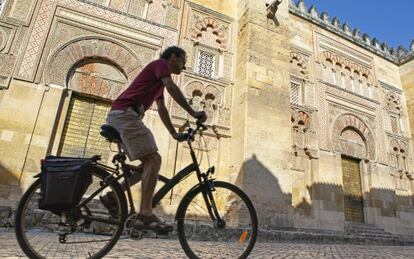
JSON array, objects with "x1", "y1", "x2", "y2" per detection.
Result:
[{"x1": 201, "y1": 180, "x2": 226, "y2": 229}]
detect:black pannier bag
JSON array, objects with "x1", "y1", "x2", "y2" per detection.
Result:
[{"x1": 38, "y1": 156, "x2": 93, "y2": 212}]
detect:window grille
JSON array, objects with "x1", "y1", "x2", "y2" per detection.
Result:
[
  {"x1": 0, "y1": 0, "x2": 6, "y2": 14},
  {"x1": 197, "y1": 50, "x2": 215, "y2": 78},
  {"x1": 391, "y1": 116, "x2": 398, "y2": 134},
  {"x1": 290, "y1": 82, "x2": 301, "y2": 105}
]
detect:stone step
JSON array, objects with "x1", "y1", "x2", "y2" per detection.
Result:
[
  {"x1": 258, "y1": 228, "x2": 414, "y2": 245},
  {"x1": 345, "y1": 223, "x2": 385, "y2": 231},
  {"x1": 344, "y1": 223, "x2": 400, "y2": 241}
]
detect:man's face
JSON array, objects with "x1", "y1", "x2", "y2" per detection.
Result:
[{"x1": 171, "y1": 53, "x2": 186, "y2": 74}]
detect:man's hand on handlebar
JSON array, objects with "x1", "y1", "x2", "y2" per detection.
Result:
[
  {"x1": 172, "y1": 132, "x2": 188, "y2": 142},
  {"x1": 193, "y1": 111, "x2": 207, "y2": 123}
]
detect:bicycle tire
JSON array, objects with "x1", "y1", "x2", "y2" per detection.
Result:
[
  {"x1": 15, "y1": 165, "x2": 128, "y2": 259},
  {"x1": 176, "y1": 181, "x2": 258, "y2": 259}
]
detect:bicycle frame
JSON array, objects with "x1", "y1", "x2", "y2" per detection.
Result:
[{"x1": 78, "y1": 124, "x2": 222, "y2": 224}]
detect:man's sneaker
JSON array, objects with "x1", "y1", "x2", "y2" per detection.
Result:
[
  {"x1": 99, "y1": 191, "x2": 118, "y2": 218},
  {"x1": 133, "y1": 214, "x2": 173, "y2": 233}
]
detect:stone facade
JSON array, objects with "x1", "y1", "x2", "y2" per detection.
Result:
[{"x1": 1, "y1": 0, "x2": 414, "y2": 236}]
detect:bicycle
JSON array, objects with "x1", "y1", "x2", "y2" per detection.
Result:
[{"x1": 15, "y1": 120, "x2": 258, "y2": 258}]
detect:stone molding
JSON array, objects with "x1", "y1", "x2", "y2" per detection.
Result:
[
  {"x1": 190, "y1": 16, "x2": 226, "y2": 50},
  {"x1": 170, "y1": 72, "x2": 231, "y2": 134},
  {"x1": 44, "y1": 37, "x2": 141, "y2": 90},
  {"x1": 16, "y1": 0, "x2": 178, "y2": 82},
  {"x1": 380, "y1": 81, "x2": 403, "y2": 94},
  {"x1": 332, "y1": 113, "x2": 375, "y2": 161},
  {"x1": 289, "y1": 0, "x2": 414, "y2": 65}
]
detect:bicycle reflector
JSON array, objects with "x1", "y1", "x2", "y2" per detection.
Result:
[{"x1": 239, "y1": 230, "x2": 248, "y2": 243}]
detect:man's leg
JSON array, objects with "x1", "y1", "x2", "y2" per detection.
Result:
[
  {"x1": 121, "y1": 164, "x2": 144, "y2": 191},
  {"x1": 139, "y1": 152, "x2": 161, "y2": 216}
]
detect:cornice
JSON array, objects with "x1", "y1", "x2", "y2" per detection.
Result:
[{"x1": 289, "y1": 0, "x2": 414, "y2": 66}]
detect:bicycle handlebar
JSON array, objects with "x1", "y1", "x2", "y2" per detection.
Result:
[{"x1": 181, "y1": 119, "x2": 208, "y2": 143}]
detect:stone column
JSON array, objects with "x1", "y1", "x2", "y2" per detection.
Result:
[{"x1": 232, "y1": 0, "x2": 292, "y2": 228}]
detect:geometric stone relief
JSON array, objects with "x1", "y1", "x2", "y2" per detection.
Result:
[
  {"x1": 183, "y1": 2, "x2": 233, "y2": 85},
  {"x1": 78, "y1": 0, "x2": 155, "y2": 17},
  {"x1": 384, "y1": 90, "x2": 402, "y2": 113},
  {"x1": 318, "y1": 84, "x2": 329, "y2": 150},
  {"x1": 43, "y1": 37, "x2": 142, "y2": 94},
  {"x1": 318, "y1": 79, "x2": 379, "y2": 151},
  {"x1": 322, "y1": 51, "x2": 370, "y2": 79},
  {"x1": 190, "y1": 16, "x2": 227, "y2": 50},
  {"x1": 0, "y1": 28, "x2": 6, "y2": 52},
  {"x1": 171, "y1": 78, "x2": 231, "y2": 129},
  {"x1": 7, "y1": 0, "x2": 37, "y2": 25},
  {"x1": 165, "y1": 5, "x2": 180, "y2": 29},
  {"x1": 320, "y1": 51, "x2": 375, "y2": 100},
  {"x1": 68, "y1": 62, "x2": 127, "y2": 100},
  {"x1": 290, "y1": 50, "x2": 309, "y2": 79},
  {"x1": 332, "y1": 113, "x2": 375, "y2": 161},
  {"x1": 0, "y1": 24, "x2": 18, "y2": 89},
  {"x1": 388, "y1": 138, "x2": 412, "y2": 179},
  {"x1": 291, "y1": 107, "x2": 317, "y2": 159},
  {"x1": 147, "y1": 0, "x2": 168, "y2": 25},
  {"x1": 17, "y1": 0, "x2": 178, "y2": 81}
]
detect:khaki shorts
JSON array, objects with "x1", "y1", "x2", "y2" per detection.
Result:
[{"x1": 106, "y1": 107, "x2": 158, "y2": 161}]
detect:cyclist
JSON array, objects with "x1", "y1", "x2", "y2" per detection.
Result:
[{"x1": 101, "y1": 46, "x2": 207, "y2": 232}]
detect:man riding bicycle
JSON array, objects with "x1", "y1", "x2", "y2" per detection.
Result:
[{"x1": 101, "y1": 46, "x2": 207, "y2": 232}]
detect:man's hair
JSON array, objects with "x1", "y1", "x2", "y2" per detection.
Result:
[{"x1": 160, "y1": 46, "x2": 186, "y2": 60}]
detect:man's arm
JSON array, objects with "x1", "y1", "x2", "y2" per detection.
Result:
[
  {"x1": 162, "y1": 77, "x2": 196, "y2": 117},
  {"x1": 156, "y1": 98, "x2": 176, "y2": 135}
]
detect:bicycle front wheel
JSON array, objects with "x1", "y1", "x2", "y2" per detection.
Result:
[
  {"x1": 176, "y1": 181, "x2": 258, "y2": 259},
  {"x1": 15, "y1": 166, "x2": 127, "y2": 259}
]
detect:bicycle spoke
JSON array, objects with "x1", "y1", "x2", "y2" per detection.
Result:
[
  {"x1": 177, "y1": 182, "x2": 257, "y2": 259},
  {"x1": 15, "y1": 170, "x2": 125, "y2": 259}
]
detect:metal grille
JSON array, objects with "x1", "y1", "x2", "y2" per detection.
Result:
[
  {"x1": 342, "y1": 157, "x2": 364, "y2": 223},
  {"x1": 391, "y1": 116, "x2": 398, "y2": 134},
  {"x1": 197, "y1": 51, "x2": 215, "y2": 78},
  {"x1": 290, "y1": 82, "x2": 301, "y2": 105},
  {"x1": 0, "y1": 0, "x2": 5, "y2": 14},
  {"x1": 59, "y1": 95, "x2": 111, "y2": 164}
]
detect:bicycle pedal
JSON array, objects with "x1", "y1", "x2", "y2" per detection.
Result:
[{"x1": 154, "y1": 229, "x2": 171, "y2": 236}]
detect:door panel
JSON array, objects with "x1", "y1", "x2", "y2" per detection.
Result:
[
  {"x1": 59, "y1": 95, "x2": 111, "y2": 163},
  {"x1": 342, "y1": 157, "x2": 364, "y2": 223}
]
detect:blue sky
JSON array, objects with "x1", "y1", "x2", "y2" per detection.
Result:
[{"x1": 295, "y1": 0, "x2": 414, "y2": 49}]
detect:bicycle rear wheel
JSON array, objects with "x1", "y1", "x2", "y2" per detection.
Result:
[
  {"x1": 15, "y1": 166, "x2": 127, "y2": 259},
  {"x1": 176, "y1": 181, "x2": 258, "y2": 259}
]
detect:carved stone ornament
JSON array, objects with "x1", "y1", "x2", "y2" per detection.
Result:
[
  {"x1": 190, "y1": 16, "x2": 226, "y2": 49},
  {"x1": 332, "y1": 113, "x2": 375, "y2": 161},
  {"x1": 389, "y1": 138, "x2": 412, "y2": 179},
  {"x1": 44, "y1": 37, "x2": 141, "y2": 89},
  {"x1": 290, "y1": 51, "x2": 308, "y2": 77},
  {"x1": 0, "y1": 29, "x2": 5, "y2": 52},
  {"x1": 385, "y1": 91, "x2": 402, "y2": 113},
  {"x1": 266, "y1": 0, "x2": 283, "y2": 19}
]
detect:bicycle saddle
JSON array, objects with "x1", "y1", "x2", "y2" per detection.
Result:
[{"x1": 100, "y1": 124, "x2": 121, "y2": 143}]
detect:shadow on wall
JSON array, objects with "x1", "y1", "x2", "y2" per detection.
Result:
[
  {"x1": 236, "y1": 154, "x2": 293, "y2": 228},
  {"x1": 237, "y1": 155, "x2": 414, "y2": 231},
  {"x1": 0, "y1": 162, "x2": 22, "y2": 226}
]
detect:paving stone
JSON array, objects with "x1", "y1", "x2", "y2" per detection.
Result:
[{"x1": 2, "y1": 228, "x2": 414, "y2": 258}]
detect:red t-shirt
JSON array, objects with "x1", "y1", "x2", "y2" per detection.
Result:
[{"x1": 111, "y1": 59, "x2": 171, "y2": 111}]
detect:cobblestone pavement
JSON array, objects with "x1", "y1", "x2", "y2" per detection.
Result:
[{"x1": 2, "y1": 229, "x2": 414, "y2": 258}]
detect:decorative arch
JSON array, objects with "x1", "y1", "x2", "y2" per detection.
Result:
[
  {"x1": 332, "y1": 113, "x2": 375, "y2": 160},
  {"x1": 290, "y1": 51, "x2": 308, "y2": 76},
  {"x1": 44, "y1": 36, "x2": 142, "y2": 87},
  {"x1": 184, "y1": 80, "x2": 223, "y2": 124},
  {"x1": 385, "y1": 91, "x2": 402, "y2": 112},
  {"x1": 191, "y1": 17, "x2": 226, "y2": 49},
  {"x1": 322, "y1": 51, "x2": 370, "y2": 79}
]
